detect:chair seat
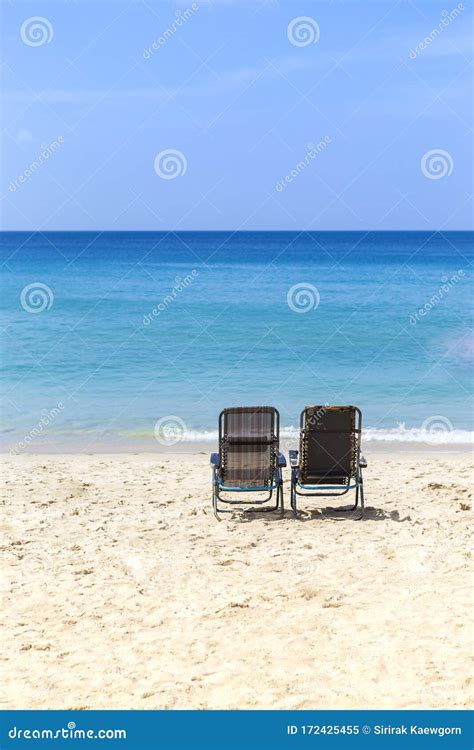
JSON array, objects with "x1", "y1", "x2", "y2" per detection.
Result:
[
  {"x1": 221, "y1": 468, "x2": 274, "y2": 487},
  {"x1": 300, "y1": 473, "x2": 349, "y2": 485}
]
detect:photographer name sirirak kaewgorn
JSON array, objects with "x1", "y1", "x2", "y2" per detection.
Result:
[
  {"x1": 287, "y1": 724, "x2": 462, "y2": 737},
  {"x1": 374, "y1": 724, "x2": 462, "y2": 736}
]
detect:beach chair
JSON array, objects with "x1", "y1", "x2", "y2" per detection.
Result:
[
  {"x1": 210, "y1": 406, "x2": 286, "y2": 519},
  {"x1": 289, "y1": 405, "x2": 367, "y2": 520}
]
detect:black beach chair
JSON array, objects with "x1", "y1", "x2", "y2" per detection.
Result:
[
  {"x1": 289, "y1": 405, "x2": 367, "y2": 520},
  {"x1": 210, "y1": 406, "x2": 286, "y2": 519}
]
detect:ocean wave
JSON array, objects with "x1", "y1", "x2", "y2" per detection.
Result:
[
  {"x1": 362, "y1": 426, "x2": 473, "y2": 444},
  {"x1": 149, "y1": 424, "x2": 474, "y2": 445},
  {"x1": 7, "y1": 423, "x2": 470, "y2": 447}
]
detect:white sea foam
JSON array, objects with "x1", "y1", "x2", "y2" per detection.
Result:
[
  {"x1": 363, "y1": 425, "x2": 473, "y2": 445},
  {"x1": 177, "y1": 424, "x2": 474, "y2": 445}
]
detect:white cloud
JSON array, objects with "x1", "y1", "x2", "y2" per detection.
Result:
[{"x1": 14, "y1": 128, "x2": 35, "y2": 145}]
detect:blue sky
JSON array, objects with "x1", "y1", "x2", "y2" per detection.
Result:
[{"x1": 1, "y1": 0, "x2": 472, "y2": 230}]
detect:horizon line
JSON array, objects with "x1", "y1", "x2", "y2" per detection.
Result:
[{"x1": 1, "y1": 228, "x2": 473, "y2": 234}]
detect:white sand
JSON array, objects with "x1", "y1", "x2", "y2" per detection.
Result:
[{"x1": 1, "y1": 452, "x2": 472, "y2": 709}]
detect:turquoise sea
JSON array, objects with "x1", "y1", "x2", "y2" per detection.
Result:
[{"x1": 1, "y1": 231, "x2": 472, "y2": 451}]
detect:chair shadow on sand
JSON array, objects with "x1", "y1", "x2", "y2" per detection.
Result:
[
  {"x1": 294, "y1": 505, "x2": 411, "y2": 522},
  {"x1": 238, "y1": 505, "x2": 411, "y2": 523}
]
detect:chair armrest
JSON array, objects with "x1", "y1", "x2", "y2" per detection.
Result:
[
  {"x1": 359, "y1": 454, "x2": 367, "y2": 468},
  {"x1": 277, "y1": 450, "x2": 287, "y2": 468},
  {"x1": 210, "y1": 452, "x2": 220, "y2": 467},
  {"x1": 289, "y1": 449, "x2": 299, "y2": 467}
]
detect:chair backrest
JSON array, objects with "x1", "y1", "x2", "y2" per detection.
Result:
[
  {"x1": 219, "y1": 406, "x2": 279, "y2": 488},
  {"x1": 299, "y1": 405, "x2": 361, "y2": 484}
]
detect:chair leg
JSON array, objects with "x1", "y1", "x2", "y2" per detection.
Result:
[
  {"x1": 333, "y1": 481, "x2": 359, "y2": 513},
  {"x1": 212, "y1": 471, "x2": 221, "y2": 521},
  {"x1": 354, "y1": 473, "x2": 365, "y2": 520},
  {"x1": 212, "y1": 473, "x2": 284, "y2": 520},
  {"x1": 290, "y1": 474, "x2": 297, "y2": 517}
]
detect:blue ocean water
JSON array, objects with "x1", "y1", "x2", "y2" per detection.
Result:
[{"x1": 1, "y1": 231, "x2": 472, "y2": 450}]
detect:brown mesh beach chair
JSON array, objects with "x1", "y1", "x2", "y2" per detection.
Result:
[
  {"x1": 289, "y1": 405, "x2": 367, "y2": 520},
  {"x1": 210, "y1": 406, "x2": 286, "y2": 519}
]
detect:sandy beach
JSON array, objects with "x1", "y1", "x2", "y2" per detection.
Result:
[{"x1": 1, "y1": 450, "x2": 472, "y2": 710}]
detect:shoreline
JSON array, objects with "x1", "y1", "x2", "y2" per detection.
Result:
[{"x1": 2, "y1": 441, "x2": 473, "y2": 456}]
